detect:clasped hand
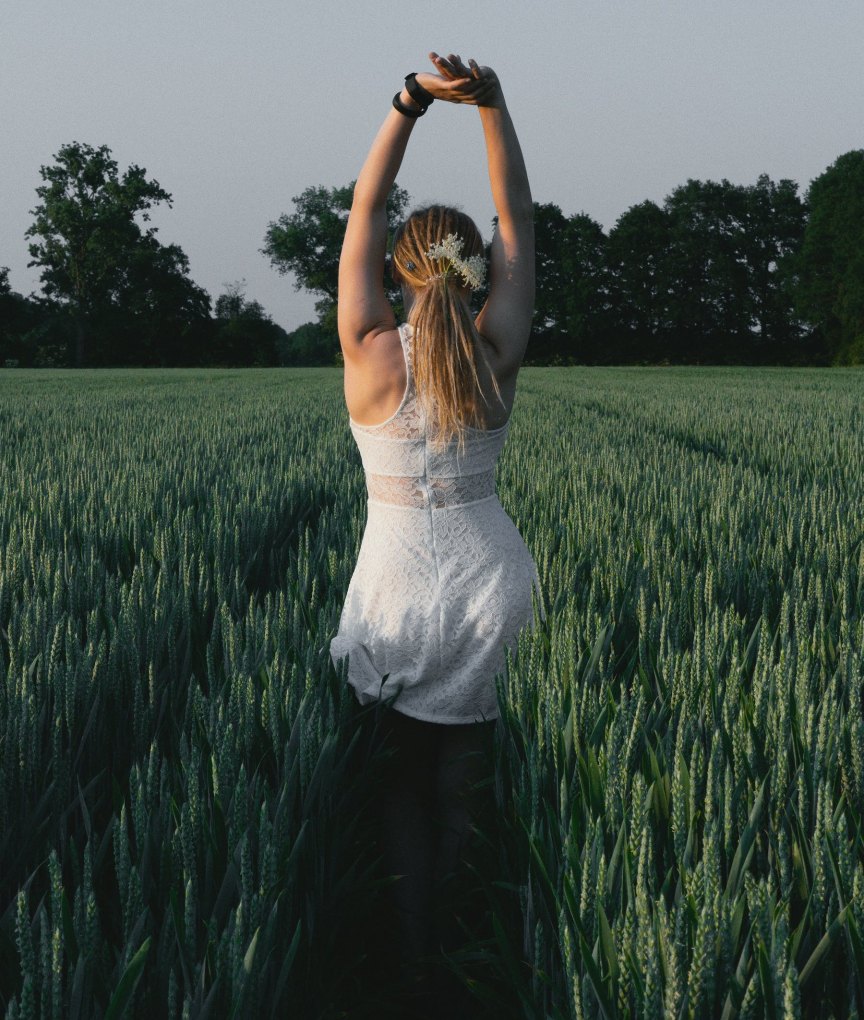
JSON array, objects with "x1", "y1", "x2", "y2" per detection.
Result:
[{"x1": 414, "y1": 52, "x2": 501, "y2": 106}]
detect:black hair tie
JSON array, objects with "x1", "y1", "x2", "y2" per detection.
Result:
[{"x1": 392, "y1": 92, "x2": 423, "y2": 118}]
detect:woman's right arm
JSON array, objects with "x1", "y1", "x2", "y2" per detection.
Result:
[{"x1": 431, "y1": 55, "x2": 535, "y2": 375}]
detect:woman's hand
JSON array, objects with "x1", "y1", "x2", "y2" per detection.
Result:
[{"x1": 414, "y1": 52, "x2": 503, "y2": 107}]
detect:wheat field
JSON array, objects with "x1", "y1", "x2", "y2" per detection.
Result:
[{"x1": 1, "y1": 365, "x2": 863, "y2": 1019}]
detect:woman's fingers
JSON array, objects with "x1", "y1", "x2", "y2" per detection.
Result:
[
  {"x1": 429, "y1": 50, "x2": 484, "y2": 82},
  {"x1": 465, "y1": 86, "x2": 496, "y2": 105},
  {"x1": 428, "y1": 52, "x2": 450, "y2": 77},
  {"x1": 445, "y1": 77, "x2": 487, "y2": 101},
  {"x1": 424, "y1": 52, "x2": 493, "y2": 103},
  {"x1": 459, "y1": 73, "x2": 497, "y2": 105},
  {"x1": 415, "y1": 72, "x2": 482, "y2": 104},
  {"x1": 429, "y1": 52, "x2": 462, "y2": 80},
  {"x1": 447, "y1": 53, "x2": 472, "y2": 78}
]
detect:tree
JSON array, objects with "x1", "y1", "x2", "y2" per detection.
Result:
[
  {"x1": 211, "y1": 280, "x2": 287, "y2": 367},
  {"x1": 26, "y1": 141, "x2": 209, "y2": 366},
  {"x1": 606, "y1": 201, "x2": 675, "y2": 362},
  {"x1": 605, "y1": 178, "x2": 809, "y2": 365},
  {"x1": 278, "y1": 321, "x2": 340, "y2": 366},
  {"x1": 795, "y1": 150, "x2": 864, "y2": 364},
  {"x1": 114, "y1": 236, "x2": 211, "y2": 366},
  {"x1": 262, "y1": 181, "x2": 410, "y2": 336},
  {"x1": 214, "y1": 280, "x2": 261, "y2": 321},
  {"x1": 0, "y1": 269, "x2": 32, "y2": 364},
  {"x1": 662, "y1": 179, "x2": 755, "y2": 363},
  {"x1": 531, "y1": 204, "x2": 607, "y2": 364},
  {"x1": 560, "y1": 213, "x2": 608, "y2": 364},
  {"x1": 531, "y1": 203, "x2": 573, "y2": 363},
  {"x1": 661, "y1": 177, "x2": 809, "y2": 364},
  {"x1": 737, "y1": 175, "x2": 810, "y2": 363}
]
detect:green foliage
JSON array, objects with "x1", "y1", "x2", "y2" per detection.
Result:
[
  {"x1": 262, "y1": 181, "x2": 410, "y2": 327},
  {"x1": 211, "y1": 281, "x2": 287, "y2": 367},
  {"x1": 605, "y1": 177, "x2": 810, "y2": 364},
  {"x1": 0, "y1": 365, "x2": 862, "y2": 1017},
  {"x1": 795, "y1": 149, "x2": 864, "y2": 365},
  {"x1": 6, "y1": 150, "x2": 863, "y2": 368},
  {"x1": 0, "y1": 269, "x2": 35, "y2": 366},
  {"x1": 531, "y1": 205, "x2": 607, "y2": 365},
  {"x1": 606, "y1": 199, "x2": 673, "y2": 357},
  {"x1": 25, "y1": 141, "x2": 210, "y2": 366},
  {"x1": 0, "y1": 368, "x2": 390, "y2": 1017},
  {"x1": 278, "y1": 321, "x2": 339, "y2": 367},
  {"x1": 261, "y1": 174, "x2": 819, "y2": 366},
  {"x1": 479, "y1": 364, "x2": 864, "y2": 1018},
  {"x1": 8, "y1": 151, "x2": 862, "y2": 369}
]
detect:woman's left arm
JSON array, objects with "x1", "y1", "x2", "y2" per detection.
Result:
[
  {"x1": 338, "y1": 62, "x2": 494, "y2": 357},
  {"x1": 337, "y1": 85, "x2": 421, "y2": 356}
]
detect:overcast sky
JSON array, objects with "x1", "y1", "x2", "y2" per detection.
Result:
[{"x1": 2, "y1": 0, "x2": 862, "y2": 333}]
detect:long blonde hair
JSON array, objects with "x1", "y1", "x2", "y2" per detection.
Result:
[{"x1": 391, "y1": 205, "x2": 504, "y2": 456}]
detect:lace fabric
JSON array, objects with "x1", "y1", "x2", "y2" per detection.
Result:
[
  {"x1": 349, "y1": 327, "x2": 424, "y2": 440},
  {"x1": 366, "y1": 469, "x2": 498, "y2": 509}
]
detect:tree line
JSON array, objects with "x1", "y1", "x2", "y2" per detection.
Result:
[
  {"x1": 0, "y1": 143, "x2": 309, "y2": 369},
  {"x1": 527, "y1": 162, "x2": 863, "y2": 366},
  {"x1": 2, "y1": 142, "x2": 862, "y2": 367}
]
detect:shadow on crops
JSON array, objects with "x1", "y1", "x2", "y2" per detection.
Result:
[{"x1": 332, "y1": 700, "x2": 520, "y2": 1020}]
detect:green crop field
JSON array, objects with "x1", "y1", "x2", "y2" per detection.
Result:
[{"x1": 1, "y1": 365, "x2": 863, "y2": 1019}]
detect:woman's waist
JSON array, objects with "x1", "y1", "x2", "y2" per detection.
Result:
[{"x1": 364, "y1": 469, "x2": 498, "y2": 510}]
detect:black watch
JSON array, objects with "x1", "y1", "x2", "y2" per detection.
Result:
[{"x1": 404, "y1": 72, "x2": 435, "y2": 110}]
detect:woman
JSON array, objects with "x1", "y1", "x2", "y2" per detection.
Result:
[{"x1": 329, "y1": 52, "x2": 544, "y2": 1012}]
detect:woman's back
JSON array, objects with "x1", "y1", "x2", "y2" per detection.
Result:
[
  {"x1": 350, "y1": 323, "x2": 511, "y2": 489},
  {"x1": 343, "y1": 322, "x2": 520, "y2": 431},
  {"x1": 331, "y1": 323, "x2": 544, "y2": 723}
]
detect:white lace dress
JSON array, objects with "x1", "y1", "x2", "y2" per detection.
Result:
[{"x1": 329, "y1": 323, "x2": 545, "y2": 724}]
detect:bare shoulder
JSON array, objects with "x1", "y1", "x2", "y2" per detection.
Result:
[{"x1": 342, "y1": 325, "x2": 406, "y2": 425}]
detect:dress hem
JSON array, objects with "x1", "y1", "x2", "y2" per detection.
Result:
[{"x1": 332, "y1": 637, "x2": 500, "y2": 725}]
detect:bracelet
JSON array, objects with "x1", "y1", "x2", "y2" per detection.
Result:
[
  {"x1": 392, "y1": 91, "x2": 424, "y2": 118},
  {"x1": 404, "y1": 72, "x2": 434, "y2": 110}
]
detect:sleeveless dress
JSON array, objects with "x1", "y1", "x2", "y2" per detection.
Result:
[{"x1": 329, "y1": 323, "x2": 545, "y2": 724}]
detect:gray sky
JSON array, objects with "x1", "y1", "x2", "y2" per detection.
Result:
[{"x1": 3, "y1": 0, "x2": 863, "y2": 333}]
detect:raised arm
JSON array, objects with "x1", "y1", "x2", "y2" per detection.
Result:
[
  {"x1": 336, "y1": 94, "x2": 416, "y2": 358},
  {"x1": 431, "y1": 55, "x2": 535, "y2": 375},
  {"x1": 338, "y1": 67, "x2": 494, "y2": 359}
]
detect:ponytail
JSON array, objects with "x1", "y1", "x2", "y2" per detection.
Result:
[{"x1": 392, "y1": 206, "x2": 505, "y2": 457}]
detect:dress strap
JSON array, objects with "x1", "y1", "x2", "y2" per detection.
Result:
[{"x1": 398, "y1": 323, "x2": 414, "y2": 367}]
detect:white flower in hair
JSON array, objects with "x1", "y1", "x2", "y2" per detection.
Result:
[{"x1": 424, "y1": 233, "x2": 487, "y2": 291}]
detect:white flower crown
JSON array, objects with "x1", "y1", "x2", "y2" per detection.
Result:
[{"x1": 423, "y1": 233, "x2": 487, "y2": 291}]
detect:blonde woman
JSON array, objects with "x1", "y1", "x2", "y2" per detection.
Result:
[{"x1": 330, "y1": 52, "x2": 544, "y2": 1013}]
